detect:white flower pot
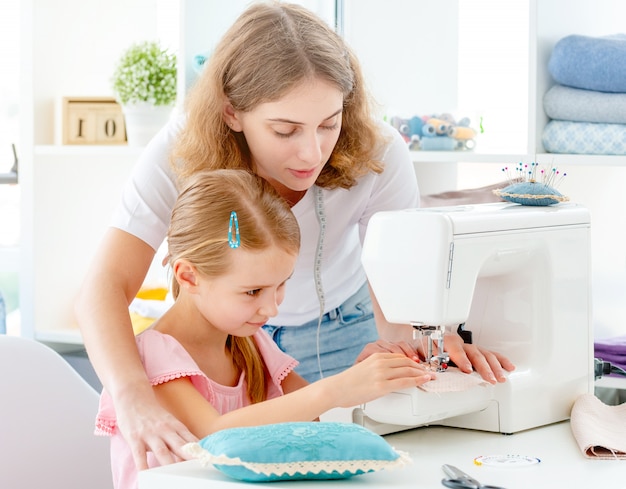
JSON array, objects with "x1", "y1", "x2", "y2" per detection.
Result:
[{"x1": 122, "y1": 102, "x2": 174, "y2": 147}]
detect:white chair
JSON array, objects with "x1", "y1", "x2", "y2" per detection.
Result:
[{"x1": 0, "y1": 335, "x2": 112, "y2": 489}]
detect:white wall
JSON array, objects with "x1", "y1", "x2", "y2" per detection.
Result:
[
  {"x1": 28, "y1": 0, "x2": 166, "y2": 145},
  {"x1": 344, "y1": 0, "x2": 459, "y2": 118}
]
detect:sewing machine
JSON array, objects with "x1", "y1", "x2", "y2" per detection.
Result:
[{"x1": 358, "y1": 202, "x2": 594, "y2": 434}]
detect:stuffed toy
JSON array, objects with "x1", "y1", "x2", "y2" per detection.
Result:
[{"x1": 390, "y1": 113, "x2": 478, "y2": 151}]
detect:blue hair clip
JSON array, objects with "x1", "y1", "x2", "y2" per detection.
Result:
[{"x1": 228, "y1": 211, "x2": 240, "y2": 249}]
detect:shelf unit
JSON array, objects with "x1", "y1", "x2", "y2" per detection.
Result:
[
  {"x1": 18, "y1": 0, "x2": 163, "y2": 347},
  {"x1": 345, "y1": 0, "x2": 626, "y2": 165}
]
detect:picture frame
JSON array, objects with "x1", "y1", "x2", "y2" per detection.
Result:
[{"x1": 62, "y1": 97, "x2": 127, "y2": 145}]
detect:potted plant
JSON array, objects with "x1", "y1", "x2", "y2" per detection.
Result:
[{"x1": 111, "y1": 40, "x2": 177, "y2": 146}]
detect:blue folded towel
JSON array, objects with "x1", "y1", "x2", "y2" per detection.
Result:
[
  {"x1": 544, "y1": 84, "x2": 626, "y2": 124},
  {"x1": 542, "y1": 120, "x2": 626, "y2": 155},
  {"x1": 548, "y1": 34, "x2": 626, "y2": 93}
]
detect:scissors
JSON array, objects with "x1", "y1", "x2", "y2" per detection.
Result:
[{"x1": 441, "y1": 464, "x2": 506, "y2": 489}]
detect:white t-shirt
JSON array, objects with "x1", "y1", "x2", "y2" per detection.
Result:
[{"x1": 111, "y1": 116, "x2": 419, "y2": 326}]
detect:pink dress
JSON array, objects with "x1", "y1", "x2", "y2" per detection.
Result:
[{"x1": 95, "y1": 328, "x2": 299, "y2": 489}]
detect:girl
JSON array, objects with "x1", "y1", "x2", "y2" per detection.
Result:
[
  {"x1": 95, "y1": 169, "x2": 436, "y2": 489},
  {"x1": 77, "y1": 1, "x2": 514, "y2": 472}
]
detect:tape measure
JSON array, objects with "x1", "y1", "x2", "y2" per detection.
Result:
[{"x1": 473, "y1": 454, "x2": 541, "y2": 467}]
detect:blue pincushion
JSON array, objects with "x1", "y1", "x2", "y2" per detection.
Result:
[{"x1": 493, "y1": 163, "x2": 569, "y2": 206}]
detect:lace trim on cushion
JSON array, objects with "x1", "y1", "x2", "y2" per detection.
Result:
[{"x1": 183, "y1": 442, "x2": 412, "y2": 476}]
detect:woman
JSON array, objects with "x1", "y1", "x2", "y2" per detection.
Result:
[{"x1": 76, "y1": 1, "x2": 513, "y2": 471}]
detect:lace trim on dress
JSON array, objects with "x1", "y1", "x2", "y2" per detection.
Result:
[
  {"x1": 274, "y1": 359, "x2": 299, "y2": 384},
  {"x1": 150, "y1": 370, "x2": 202, "y2": 386},
  {"x1": 95, "y1": 418, "x2": 117, "y2": 436}
]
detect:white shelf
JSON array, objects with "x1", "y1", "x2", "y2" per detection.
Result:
[
  {"x1": 535, "y1": 153, "x2": 626, "y2": 167},
  {"x1": 34, "y1": 144, "x2": 144, "y2": 157},
  {"x1": 412, "y1": 151, "x2": 626, "y2": 167},
  {"x1": 411, "y1": 151, "x2": 528, "y2": 164},
  {"x1": 36, "y1": 328, "x2": 84, "y2": 346}
]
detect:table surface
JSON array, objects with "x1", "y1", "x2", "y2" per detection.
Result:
[{"x1": 138, "y1": 418, "x2": 625, "y2": 489}]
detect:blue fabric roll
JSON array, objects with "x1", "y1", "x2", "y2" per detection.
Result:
[{"x1": 548, "y1": 34, "x2": 626, "y2": 93}]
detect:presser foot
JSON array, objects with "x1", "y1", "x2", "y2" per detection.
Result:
[
  {"x1": 426, "y1": 354, "x2": 450, "y2": 372},
  {"x1": 412, "y1": 323, "x2": 450, "y2": 372}
]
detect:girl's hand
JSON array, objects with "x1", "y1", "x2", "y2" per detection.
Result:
[
  {"x1": 355, "y1": 339, "x2": 422, "y2": 363},
  {"x1": 330, "y1": 352, "x2": 435, "y2": 408}
]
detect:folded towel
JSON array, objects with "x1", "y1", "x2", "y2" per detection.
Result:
[
  {"x1": 544, "y1": 84, "x2": 626, "y2": 124},
  {"x1": 570, "y1": 393, "x2": 626, "y2": 459},
  {"x1": 548, "y1": 34, "x2": 626, "y2": 93},
  {"x1": 542, "y1": 120, "x2": 626, "y2": 155},
  {"x1": 595, "y1": 335, "x2": 626, "y2": 371}
]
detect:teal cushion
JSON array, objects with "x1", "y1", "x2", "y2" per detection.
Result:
[
  {"x1": 493, "y1": 181, "x2": 568, "y2": 206},
  {"x1": 183, "y1": 422, "x2": 410, "y2": 482}
]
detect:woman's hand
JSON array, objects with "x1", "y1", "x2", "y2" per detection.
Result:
[
  {"x1": 114, "y1": 387, "x2": 198, "y2": 470},
  {"x1": 365, "y1": 287, "x2": 514, "y2": 383},
  {"x1": 356, "y1": 334, "x2": 515, "y2": 385},
  {"x1": 443, "y1": 333, "x2": 516, "y2": 384}
]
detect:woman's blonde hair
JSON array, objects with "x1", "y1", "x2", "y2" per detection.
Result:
[
  {"x1": 171, "y1": 1, "x2": 385, "y2": 189},
  {"x1": 167, "y1": 169, "x2": 300, "y2": 403}
]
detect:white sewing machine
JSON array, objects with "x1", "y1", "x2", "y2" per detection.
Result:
[{"x1": 358, "y1": 202, "x2": 594, "y2": 435}]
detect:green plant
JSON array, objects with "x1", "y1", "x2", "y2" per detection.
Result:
[{"x1": 112, "y1": 41, "x2": 177, "y2": 106}]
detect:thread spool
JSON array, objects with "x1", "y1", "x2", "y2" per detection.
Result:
[
  {"x1": 420, "y1": 136, "x2": 457, "y2": 151},
  {"x1": 449, "y1": 126, "x2": 476, "y2": 140},
  {"x1": 422, "y1": 123, "x2": 436, "y2": 137},
  {"x1": 463, "y1": 138, "x2": 476, "y2": 150},
  {"x1": 408, "y1": 116, "x2": 424, "y2": 137},
  {"x1": 426, "y1": 118, "x2": 451, "y2": 134}
]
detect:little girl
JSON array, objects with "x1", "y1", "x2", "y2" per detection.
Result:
[{"x1": 95, "y1": 169, "x2": 435, "y2": 489}]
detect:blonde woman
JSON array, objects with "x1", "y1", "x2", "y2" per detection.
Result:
[{"x1": 76, "y1": 1, "x2": 514, "y2": 472}]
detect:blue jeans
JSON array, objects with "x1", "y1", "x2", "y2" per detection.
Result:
[{"x1": 263, "y1": 283, "x2": 378, "y2": 382}]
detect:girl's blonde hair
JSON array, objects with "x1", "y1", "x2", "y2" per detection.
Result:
[
  {"x1": 171, "y1": 1, "x2": 385, "y2": 189},
  {"x1": 167, "y1": 169, "x2": 300, "y2": 403}
]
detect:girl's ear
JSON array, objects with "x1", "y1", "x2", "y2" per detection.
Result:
[
  {"x1": 222, "y1": 102, "x2": 243, "y2": 132},
  {"x1": 173, "y1": 259, "x2": 199, "y2": 292}
]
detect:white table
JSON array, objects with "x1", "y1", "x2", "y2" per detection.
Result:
[{"x1": 139, "y1": 419, "x2": 625, "y2": 488}]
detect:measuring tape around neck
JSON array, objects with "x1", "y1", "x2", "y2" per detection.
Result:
[{"x1": 314, "y1": 185, "x2": 326, "y2": 378}]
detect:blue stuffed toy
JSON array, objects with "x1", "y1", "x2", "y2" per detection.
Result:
[{"x1": 389, "y1": 113, "x2": 478, "y2": 151}]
